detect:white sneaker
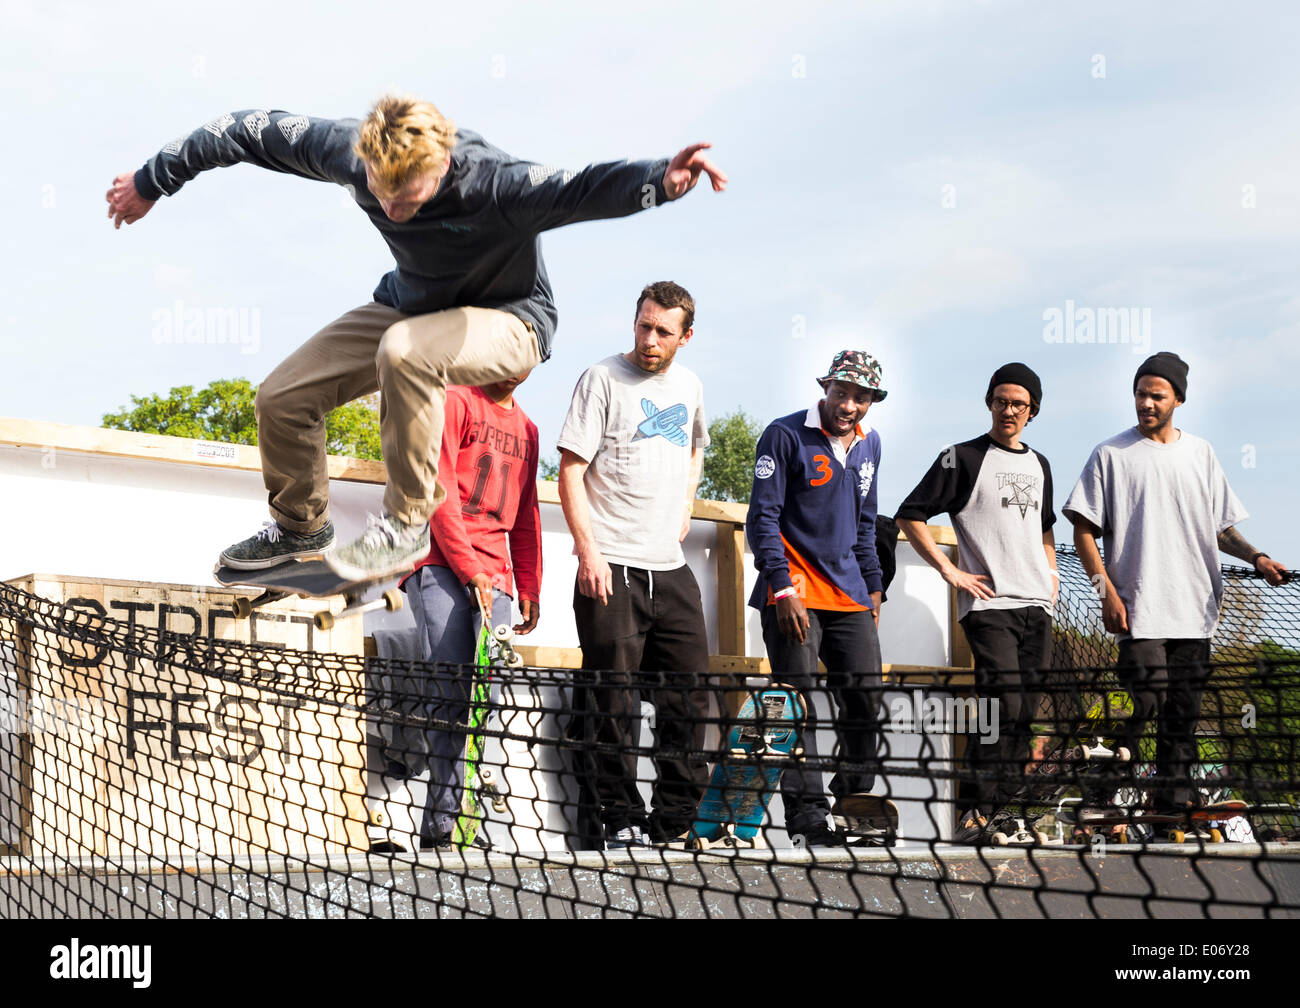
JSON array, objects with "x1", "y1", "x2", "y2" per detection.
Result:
[{"x1": 605, "y1": 825, "x2": 649, "y2": 850}]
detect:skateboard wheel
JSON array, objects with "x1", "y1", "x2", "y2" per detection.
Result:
[
  {"x1": 991, "y1": 832, "x2": 1009, "y2": 846},
  {"x1": 506, "y1": 651, "x2": 524, "y2": 669},
  {"x1": 383, "y1": 589, "x2": 403, "y2": 613},
  {"x1": 1035, "y1": 830, "x2": 1051, "y2": 844},
  {"x1": 1078, "y1": 746, "x2": 1092, "y2": 761},
  {"x1": 493, "y1": 623, "x2": 512, "y2": 642},
  {"x1": 1170, "y1": 828, "x2": 1186, "y2": 844},
  {"x1": 368, "y1": 809, "x2": 386, "y2": 827},
  {"x1": 492, "y1": 799, "x2": 508, "y2": 814},
  {"x1": 314, "y1": 610, "x2": 336, "y2": 631},
  {"x1": 1209, "y1": 828, "x2": 1223, "y2": 844},
  {"x1": 1115, "y1": 747, "x2": 1131, "y2": 761},
  {"x1": 233, "y1": 596, "x2": 253, "y2": 620},
  {"x1": 1114, "y1": 827, "x2": 1128, "y2": 844}
]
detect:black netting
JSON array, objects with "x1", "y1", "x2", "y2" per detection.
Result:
[{"x1": 2, "y1": 547, "x2": 1298, "y2": 919}]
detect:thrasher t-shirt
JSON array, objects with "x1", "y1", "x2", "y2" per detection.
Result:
[{"x1": 896, "y1": 434, "x2": 1056, "y2": 620}]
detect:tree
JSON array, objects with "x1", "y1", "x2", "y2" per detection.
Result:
[
  {"x1": 102, "y1": 378, "x2": 383, "y2": 461},
  {"x1": 699, "y1": 408, "x2": 762, "y2": 503},
  {"x1": 538, "y1": 453, "x2": 560, "y2": 482}
]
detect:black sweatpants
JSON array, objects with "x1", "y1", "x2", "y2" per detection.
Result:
[
  {"x1": 1115, "y1": 637, "x2": 1211, "y2": 812},
  {"x1": 567, "y1": 563, "x2": 711, "y2": 846},
  {"x1": 959, "y1": 606, "x2": 1054, "y2": 813}
]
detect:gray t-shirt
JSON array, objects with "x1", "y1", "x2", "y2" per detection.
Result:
[
  {"x1": 557, "y1": 354, "x2": 709, "y2": 570},
  {"x1": 1063, "y1": 427, "x2": 1247, "y2": 640}
]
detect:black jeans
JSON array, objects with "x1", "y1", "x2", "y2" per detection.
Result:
[
  {"x1": 1115, "y1": 638, "x2": 1211, "y2": 812},
  {"x1": 959, "y1": 606, "x2": 1055, "y2": 812},
  {"x1": 567, "y1": 564, "x2": 711, "y2": 845},
  {"x1": 760, "y1": 605, "x2": 882, "y2": 834}
]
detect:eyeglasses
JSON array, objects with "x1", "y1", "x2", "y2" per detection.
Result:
[{"x1": 990, "y1": 397, "x2": 1031, "y2": 416}]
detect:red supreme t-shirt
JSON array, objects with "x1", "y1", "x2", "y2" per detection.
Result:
[{"x1": 406, "y1": 385, "x2": 541, "y2": 602}]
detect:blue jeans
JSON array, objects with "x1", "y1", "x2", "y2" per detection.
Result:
[{"x1": 404, "y1": 564, "x2": 512, "y2": 841}]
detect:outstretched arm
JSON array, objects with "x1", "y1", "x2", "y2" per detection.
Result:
[
  {"x1": 498, "y1": 142, "x2": 726, "y2": 233},
  {"x1": 1218, "y1": 526, "x2": 1290, "y2": 586},
  {"x1": 107, "y1": 109, "x2": 357, "y2": 228}
]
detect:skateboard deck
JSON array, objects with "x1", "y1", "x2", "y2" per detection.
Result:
[
  {"x1": 214, "y1": 558, "x2": 404, "y2": 629},
  {"x1": 1060, "y1": 802, "x2": 1251, "y2": 843},
  {"x1": 689, "y1": 683, "x2": 805, "y2": 850},
  {"x1": 833, "y1": 793, "x2": 899, "y2": 847},
  {"x1": 452, "y1": 606, "x2": 519, "y2": 849}
]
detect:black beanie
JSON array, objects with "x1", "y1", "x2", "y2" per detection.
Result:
[
  {"x1": 986, "y1": 363, "x2": 1043, "y2": 413},
  {"x1": 1134, "y1": 351, "x2": 1188, "y2": 401}
]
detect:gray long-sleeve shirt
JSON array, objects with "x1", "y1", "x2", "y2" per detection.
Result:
[{"x1": 134, "y1": 109, "x2": 672, "y2": 359}]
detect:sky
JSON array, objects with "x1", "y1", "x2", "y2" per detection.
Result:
[{"x1": 3, "y1": 0, "x2": 1298, "y2": 562}]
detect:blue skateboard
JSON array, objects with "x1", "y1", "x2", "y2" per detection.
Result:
[{"x1": 689, "y1": 684, "x2": 805, "y2": 850}]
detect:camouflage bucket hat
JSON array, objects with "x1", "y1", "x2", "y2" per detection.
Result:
[{"x1": 817, "y1": 350, "x2": 888, "y2": 400}]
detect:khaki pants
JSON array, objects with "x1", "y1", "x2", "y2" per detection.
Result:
[{"x1": 255, "y1": 302, "x2": 541, "y2": 533}]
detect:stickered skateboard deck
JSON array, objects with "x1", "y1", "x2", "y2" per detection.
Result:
[
  {"x1": 452, "y1": 603, "x2": 521, "y2": 849},
  {"x1": 689, "y1": 683, "x2": 805, "y2": 850},
  {"x1": 214, "y1": 558, "x2": 403, "y2": 629}
]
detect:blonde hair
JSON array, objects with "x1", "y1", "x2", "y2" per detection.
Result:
[{"x1": 354, "y1": 95, "x2": 457, "y2": 194}]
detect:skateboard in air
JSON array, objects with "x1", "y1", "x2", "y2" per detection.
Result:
[
  {"x1": 688, "y1": 683, "x2": 806, "y2": 851},
  {"x1": 213, "y1": 557, "x2": 404, "y2": 629},
  {"x1": 832, "y1": 793, "x2": 899, "y2": 847},
  {"x1": 452, "y1": 596, "x2": 520, "y2": 849}
]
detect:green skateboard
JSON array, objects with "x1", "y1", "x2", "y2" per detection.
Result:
[{"x1": 451, "y1": 598, "x2": 521, "y2": 849}]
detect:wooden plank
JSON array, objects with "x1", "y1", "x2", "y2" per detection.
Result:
[
  {"x1": 386, "y1": 640, "x2": 973, "y2": 687},
  {"x1": 948, "y1": 543, "x2": 975, "y2": 669},
  {"x1": 897, "y1": 522, "x2": 959, "y2": 547},
  {"x1": 0, "y1": 416, "x2": 385, "y2": 484},
  {"x1": 714, "y1": 523, "x2": 747, "y2": 656}
]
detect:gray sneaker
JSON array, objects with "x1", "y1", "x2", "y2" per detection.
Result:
[
  {"x1": 326, "y1": 513, "x2": 430, "y2": 582},
  {"x1": 219, "y1": 521, "x2": 336, "y2": 570}
]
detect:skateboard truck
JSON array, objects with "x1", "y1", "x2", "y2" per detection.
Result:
[
  {"x1": 216, "y1": 558, "x2": 404, "y2": 628},
  {"x1": 477, "y1": 766, "x2": 509, "y2": 815},
  {"x1": 313, "y1": 588, "x2": 403, "y2": 630}
]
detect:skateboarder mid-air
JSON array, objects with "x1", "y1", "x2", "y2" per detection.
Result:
[{"x1": 106, "y1": 95, "x2": 726, "y2": 581}]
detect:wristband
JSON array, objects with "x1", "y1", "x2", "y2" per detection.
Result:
[
  {"x1": 1250, "y1": 552, "x2": 1269, "y2": 568},
  {"x1": 773, "y1": 586, "x2": 798, "y2": 600}
]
